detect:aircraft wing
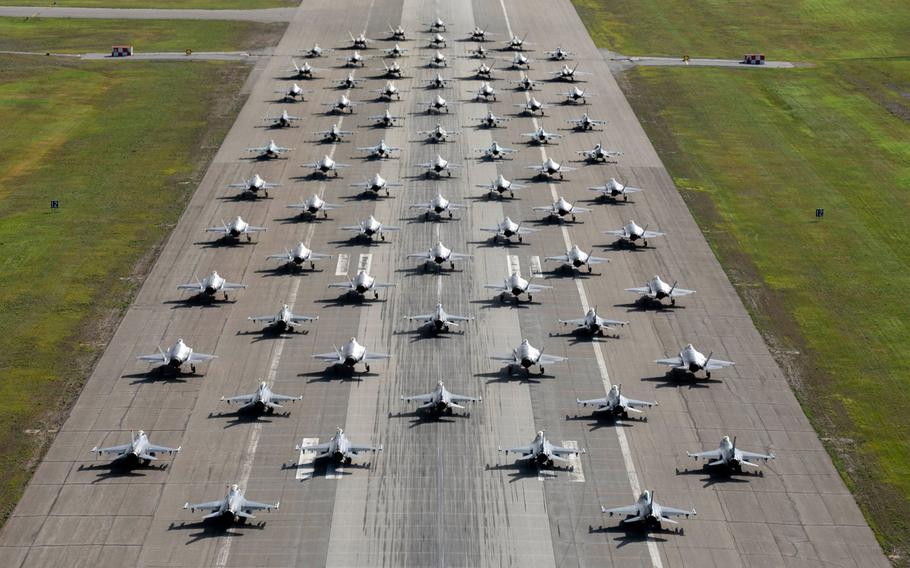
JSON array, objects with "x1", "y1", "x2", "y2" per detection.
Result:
[
  {"x1": 560, "y1": 166, "x2": 577, "y2": 172},
  {"x1": 327, "y1": 281, "x2": 355, "y2": 289},
  {"x1": 176, "y1": 282, "x2": 203, "y2": 291},
  {"x1": 407, "y1": 252, "x2": 432, "y2": 260},
  {"x1": 298, "y1": 441, "x2": 332, "y2": 453},
  {"x1": 145, "y1": 443, "x2": 181, "y2": 454},
  {"x1": 248, "y1": 315, "x2": 278, "y2": 323},
  {"x1": 137, "y1": 352, "x2": 169, "y2": 364},
  {"x1": 670, "y1": 287, "x2": 696, "y2": 297},
  {"x1": 188, "y1": 352, "x2": 217, "y2": 363},
  {"x1": 449, "y1": 393, "x2": 480, "y2": 403},
  {"x1": 289, "y1": 313, "x2": 319, "y2": 323},
  {"x1": 341, "y1": 225, "x2": 366, "y2": 232},
  {"x1": 204, "y1": 226, "x2": 229, "y2": 234},
  {"x1": 545, "y1": 254, "x2": 570, "y2": 263},
  {"x1": 239, "y1": 498, "x2": 279, "y2": 511},
  {"x1": 447, "y1": 314, "x2": 473, "y2": 322},
  {"x1": 222, "y1": 393, "x2": 256, "y2": 405},
  {"x1": 348, "y1": 443, "x2": 382, "y2": 454},
  {"x1": 687, "y1": 448, "x2": 723, "y2": 460},
  {"x1": 246, "y1": 145, "x2": 268, "y2": 153},
  {"x1": 403, "y1": 314, "x2": 433, "y2": 323},
  {"x1": 363, "y1": 351, "x2": 391, "y2": 361},
  {"x1": 526, "y1": 283, "x2": 553, "y2": 293},
  {"x1": 222, "y1": 282, "x2": 247, "y2": 290},
  {"x1": 604, "y1": 229, "x2": 628, "y2": 237},
  {"x1": 587, "y1": 255, "x2": 610, "y2": 265},
  {"x1": 576, "y1": 397, "x2": 607, "y2": 407},
  {"x1": 659, "y1": 505, "x2": 696, "y2": 518},
  {"x1": 449, "y1": 253, "x2": 472, "y2": 260},
  {"x1": 408, "y1": 202, "x2": 431, "y2": 210},
  {"x1": 312, "y1": 350, "x2": 344, "y2": 362},
  {"x1": 558, "y1": 317, "x2": 585, "y2": 326},
  {"x1": 483, "y1": 283, "x2": 508, "y2": 292},
  {"x1": 499, "y1": 444, "x2": 532, "y2": 455},
  {"x1": 538, "y1": 354, "x2": 568, "y2": 365},
  {"x1": 596, "y1": 316, "x2": 628, "y2": 327},
  {"x1": 624, "y1": 397, "x2": 657, "y2": 409},
  {"x1": 551, "y1": 444, "x2": 582, "y2": 456},
  {"x1": 269, "y1": 393, "x2": 302, "y2": 403},
  {"x1": 490, "y1": 353, "x2": 518, "y2": 363},
  {"x1": 625, "y1": 286, "x2": 653, "y2": 296},
  {"x1": 740, "y1": 449, "x2": 775, "y2": 461},
  {"x1": 372, "y1": 281, "x2": 395, "y2": 288},
  {"x1": 185, "y1": 499, "x2": 224, "y2": 512},
  {"x1": 401, "y1": 392, "x2": 433, "y2": 403},
  {"x1": 642, "y1": 230, "x2": 665, "y2": 238},
  {"x1": 243, "y1": 225, "x2": 267, "y2": 233},
  {"x1": 601, "y1": 504, "x2": 639, "y2": 516},
  {"x1": 655, "y1": 356, "x2": 685, "y2": 368},
  {"x1": 705, "y1": 358, "x2": 735, "y2": 370},
  {"x1": 93, "y1": 443, "x2": 131, "y2": 455}
]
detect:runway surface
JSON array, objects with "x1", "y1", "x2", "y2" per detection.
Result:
[{"x1": 0, "y1": 0, "x2": 886, "y2": 566}]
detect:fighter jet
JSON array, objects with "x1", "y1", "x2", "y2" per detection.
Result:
[
  {"x1": 226, "y1": 173, "x2": 279, "y2": 198},
  {"x1": 350, "y1": 173, "x2": 403, "y2": 196},
  {"x1": 184, "y1": 485, "x2": 278, "y2": 524},
  {"x1": 417, "y1": 154, "x2": 462, "y2": 177},
  {"x1": 379, "y1": 43, "x2": 408, "y2": 58},
  {"x1": 338, "y1": 51, "x2": 366, "y2": 67},
  {"x1": 626, "y1": 275, "x2": 695, "y2": 306},
  {"x1": 604, "y1": 220, "x2": 665, "y2": 247},
  {"x1": 177, "y1": 271, "x2": 247, "y2": 301},
  {"x1": 545, "y1": 244, "x2": 609, "y2": 273},
  {"x1": 221, "y1": 381, "x2": 302, "y2": 414},
  {"x1": 427, "y1": 33, "x2": 448, "y2": 48},
  {"x1": 480, "y1": 217, "x2": 537, "y2": 243},
  {"x1": 370, "y1": 81, "x2": 405, "y2": 100},
  {"x1": 476, "y1": 174, "x2": 526, "y2": 198},
  {"x1": 577, "y1": 384, "x2": 657, "y2": 418},
  {"x1": 499, "y1": 430, "x2": 583, "y2": 470},
  {"x1": 302, "y1": 155, "x2": 351, "y2": 176},
  {"x1": 328, "y1": 270, "x2": 394, "y2": 299},
  {"x1": 92, "y1": 430, "x2": 180, "y2": 466},
  {"x1": 426, "y1": 16, "x2": 446, "y2": 31},
  {"x1": 475, "y1": 141, "x2": 517, "y2": 159},
  {"x1": 510, "y1": 73, "x2": 538, "y2": 91},
  {"x1": 313, "y1": 122, "x2": 354, "y2": 142},
  {"x1": 274, "y1": 83, "x2": 312, "y2": 101},
  {"x1": 485, "y1": 271, "x2": 552, "y2": 302},
  {"x1": 428, "y1": 50, "x2": 448, "y2": 67},
  {"x1": 403, "y1": 303, "x2": 474, "y2": 332},
  {"x1": 287, "y1": 193, "x2": 342, "y2": 218},
  {"x1": 655, "y1": 344, "x2": 735, "y2": 378},
  {"x1": 503, "y1": 33, "x2": 531, "y2": 51},
  {"x1": 322, "y1": 95, "x2": 359, "y2": 113},
  {"x1": 492, "y1": 339, "x2": 567, "y2": 375},
  {"x1": 472, "y1": 110, "x2": 509, "y2": 127},
  {"x1": 312, "y1": 337, "x2": 390, "y2": 372},
  {"x1": 137, "y1": 338, "x2": 216, "y2": 374},
  {"x1": 369, "y1": 108, "x2": 405, "y2": 127},
  {"x1": 464, "y1": 44, "x2": 489, "y2": 59},
  {"x1": 296, "y1": 427, "x2": 382, "y2": 463},
  {"x1": 388, "y1": 23, "x2": 407, "y2": 40},
  {"x1": 533, "y1": 196, "x2": 590, "y2": 221},
  {"x1": 262, "y1": 109, "x2": 302, "y2": 128},
  {"x1": 602, "y1": 491, "x2": 696, "y2": 532},
  {"x1": 421, "y1": 94, "x2": 452, "y2": 113},
  {"x1": 266, "y1": 242, "x2": 332, "y2": 270},
  {"x1": 347, "y1": 31, "x2": 373, "y2": 50},
  {"x1": 552, "y1": 63, "x2": 591, "y2": 81},
  {"x1": 378, "y1": 59, "x2": 404, "y2": 77},
  {"x1": 686, "y1": 436, "x2": 775, "y2": 473},
  {"x1": 475, "y1": 81, "x2": 497, "y2": 101},
  {"x1": 514, "y1": 97, "x2": 548, "y2": 115},
  {"x1": 527, "y1": 157, "x2": 576, "y2": 180},
  {"x1": 424, "y1": 72, "x2": 455, "y2": 89},
  {"x1": 291, "y1": 59, "x2": 321, "y2": 79},
  {"x1": 566, "y1": 112, "x2": 607, "y2": 130},
  {"x1": 560, "y1": 86, "x2": 595, "y2": 104},
  {"x1": 356, "y1": 138, "x2": 401, "y2": 159},
  {"x1": 409, "y1": 194, "x2": 467, "y2": 220},
  {"x1": 577, "y1": 143, "x2": 622, "y2": 163},
  {"x1": 333, "y1": 71, "x2": 363, "y2": 89},
  {"x1": 407, "y1": 241, "x2": 472, "y2": 271},
  {"x1": 204, "y1": 216, "x2": 266, "y2": 242},
  {"x1": 545, "y1": 46, "x2": 575, "y2": 60},
  {"x1": 246, "y1": 139, "x2": 293, "y2": 160},
  {"x1": 474, "y1": 62, "x2": 496, "y2": 79},
  {"x1": 588, "y1": 178, "x2": 640, "y2": 201},
  {"x1": 248, "y1": 303, "x2": 317, "y2": 333},
  {"x1": 418, "y1": 122, "x2": 458, "y2": 142},
  {"x1": 401, "y1": 381, "x2": 480, "y2": 415},
  {"x1": 341, "y1": 214, "x2": 400, "y2": 240},
  {"x1": 468, "y1": 26, "x2": 495, "y2": 42},
  {"x1": 502, "y1": 52, "x2": 533, "y2": 69},
  {"x1": 303, "y1": 43, "x2": 332, "y2": 58},
  {"x1": 558, "y1": 306, "x2": 627, "y2": 336},
  {"x1": 522, "y1": 125, "x2": 563, "y2": 144}
]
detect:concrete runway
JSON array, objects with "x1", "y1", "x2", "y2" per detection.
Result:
[{"x1": 0, "y1": 0, "x2": 887, "y2": 566}]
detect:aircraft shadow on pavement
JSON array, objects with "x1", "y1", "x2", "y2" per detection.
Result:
[
  {"x1": 393, "y1": 326, "x2": 460, "y2": 343},
  {"x1": 601, "y1": 239, "x2": 652, "y2": 252},
  {"x1": 484, "y1": 461, "x2": 552, "y2": 483},
  {"x1": 541, "y1": 266, "x2": 597, "y2": 279},
  {"x1": 470, "y1": 297, "x2": 541, "y2": 310},
  {"x1": 614, "y1": 300, "x2": 684, "y2": 314},
  {"x1": 326, "y1": 236, "x2": 390, "y2": 247},
  {"x1": 254, "y1": 266, "x2": 323, "y2": 278},
  {"x1": 122, "y1": 367, "x2": 202, "y2": 384},
  {"x1": 587, "y1": 523, "x2": 673, "y2": 546},
  {"x1": 388, "y1": 408, "x2": 468, "y2": 428},
  {"x1": 576, "y1": 197, "x2": 630, "y2": 206},
  {"x1": 675, "y1": 464, "x2": 762, "y2": 488},
  {"x1": 78, "y1": 460, "x2": 167, "y2": 483},
  {"x1": 298, "y1": 367, "x2": 379, "y2": 383},
  {"x1": 340, "y1": 191, "x2": 393, "y2": 201},
  {"x1": 526, "y1": 216, "x2": 582, "y2": 227},
  {"x1": 193, "y1": 238, "x2": 254, "y2": 249},
  {"x1": 548, "y1": 328, "x2": 620, "y2": 345},
  {"x1": 402, "y1": 214, "x2": 457, "y2": 225},
  {"x1": 315, "y1": 293, "x2": 386, "y2": 308},
  {"x1": 236, "y1": 327, "x2": 307, "y2": 344},
  {"x1": 468, "y1": 238, "x2": 531, "y2": 249},
  {"x1": 162, "y1": 297, "x2": 233, "y2": 310},
  {"x1": 168, "y1": 518, "x2": 265, "y2": 544},
  {"x1": 275, "y1": 214, "x2": 331, "y2": 225},
  {"x1": 640, "y1": 373, "x2": 722, "y2": 389},
  {"x1": 216, "y1": 193, "x2": 274, "y2": 202},
  {"x1": 564, "y1": 412, "x2": 640, "y2": 432},
  {"x1": 360, "y1": 121, "x2": 401, "y2": 130},
  {"x1": 209, "y1": 408, "x2": 292, "y2": 429},
  {"x1": 394, "y1": 265, "x2": 463, "y2": 278},
  {"x1": 281, "y1": 459, "x2": 371, "y2": 477},
  {"x1": 478, "y1": 367, "x2": 557, "y2": 384}
]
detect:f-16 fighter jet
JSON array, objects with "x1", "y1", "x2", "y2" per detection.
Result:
[
  {"x1": 602, "y1": 491, "x2": 696, "y2": 532},
  {"x1": 417, "y1": 154, "x2": 462, "y2": 177},
  {"x1": 686, "y1": 436, "x2": 775, "y2": 473},
  {"x1": 421, "y1": 94, "x2": 452, "y2": 113},
  {"x1": 475, "y1": 141, "x2": 517, "y2": 160},
  {"x1": 626, "y1": 275, "x2": 695, "y2": 306},
  {"x1": 296, "y1": 427, "x2": 382, "y2": 464},
  {"x1": 468, "y1": 26, "x2": 496, "y2": 42},
  {"x1": 275, "y1": 83, "x2": 312, "y2": 101},
  {"x1": 533, "y1": 196, "x2": 590, "y2": 222},
  {"x1": 287, "y1": 194, "x2": 342, "y2": 218},
  {"x1": 303, "y1": 43, "x2": 332, "y2": 58},
  {"x1": 588, "y1": 178, "x2": 641, "y2": 201},
  {"x1": 350, "y1": 173, "x2": 403, "y2": 196},
  {"x1": 401, "y1": 381, "x2": 480, "y2": 415},
  {"x1": 248, "y1": 304, "x2": 317, "y2": 332},
  {"x1": 137, "y1": 338, "x2": 215, "y2": 374},
  {"x1": 328, "y1": 270, "x2": 394, "y2": 299},
  {"x1": 492, "y1": 339, "x2": 567, "y2": 375},
  {"x1": 227, "y1": 173, "x2": 279, "y2": 198},
  {"x1": 341, "y1": 215, "x2": 400, "y2": 240},
  {"x1": 266, "y1": 242, "x2": 332, "y2": 270},
  {"x1": 499, "y1": 430, "x2": 583, "y2": 470},
  {"x1": 221, "y1": 381, "x2": 301, "y2": 414},
  {"x1": 262, "y1": 109, "x2": 302, "y2": 128},
  {"x1": 313, "y1": 122, "x2": 354, "y2": 142},
  {"x1": 357, "y1": 138, "x2": 401, "y2": 159},
  {"x1": 322, "y1": 94, "x2": 359, "y2": 113},
  {"x1": 403, "y1": 303, "x2": 474, "y2": 332},
  {"x1": 474, "y1": 61, "x2": 496, "y2": 79},
  {"x1": 511, "y1": 73, "x2": 538, "y2": 91},
  {"x1": 429, "y1": 50, "x2": 448, "y2": 67},
  {"x1": 246, "y1": 139, "x2": 293, "y2": 160},
  {"x1": 502, "y1": 52, "x2": 533, "y2": 69},
  {"x1": 388, "y1": 23, "x2": 407, "y2": 40},
  {"x1": 545, "y1": 245, "x2": 609, "y2": 273},
  {"x1": 566, "y1": 112, "x2": 608, "y2": 130},
  {"x1": 205, "y1": 216, "x2": 266, "y2": 242},
  {"x1": 379, "y1": 43, "x2": 408, "y2": 58},
  {"x1": 522, "y1": 125, "x2": 563, "y2": 144},
  {"x1": 527, "y1": 158, "x2": 575, "y2": 180},
  {"x1": 560, "y1": 86, "x2": 595, "y2": 104},
  {"x1": 485, "y1": 271, "x2": 551, "y2": 302},
  {"x1": 312, "y1": 338, "x2": 390, "y2": 372},
  {"x1": 464, "y1": 44, "x2": 489, "y2": 59},
  {"x1": 558, "y1": 306, "x2": 627, "y2": 336},
  {"x1": 184, "y1": 484, "x2": 278, "y2": 524},
  {"x1": 545, "y1": 46, "x2": 575, "y2": 60},
  {"x1": 577, "y1": 384, "x2": 656, "y2": 418},
  {"x1": 503, "y1": 33, "x2": 531, "y2": 51},
  {"x1": 177, "y1": 271, "x2": 246, "y2": 301},
  {"x1": 472, "y1": 110, "x2": 509, "y2": 127},
  {"x1": 426, "y1": 16, "x2": 446, "y2": 31},
  {"x1": 333, "y1": 71, "x2": 363, "y2": 89},
  {"x1": 419, "y1": 122, "x2": 458, "y2": 142},
  {"x1": 604, "y1": 220, "x2": 665, "y2": 247},
  {"x1": 655, "y1": 344, "x2": 735, "y2": 378},
  {"x1": 92, "y1": 430, "x2": 180, "y2": 466},
  {"x1": 427, "y1": 33, "x2": 448, "y2": 48},
  {"x1": 370, "y1": 81, "x2": 405, "y2": 100},
  {"x1": 378, "y1": 59, "x2": 404, "y2": 77},
  {"x1": 409, "y1": 193, "x2": 467, "y2": 219},
  {"x1": 369, "y1": 108, "x2": 405, "y2": 127},
  {"x1": 425, "y1": 72, "x2": 455, "y2": 89},
  {"x1": 347, "y1": 31, "x2": 373, "y2": 50},
  {"x1": 477, "y1": 174, "x2": 526, "y2": 199},
  {"x1": 338, "y1": 51, "x2": 366, "y2": 67},
  {"x1": 475, "y1": 81, "x2": 497, "y2": 101},
  {"x1": 552, "y1": 63, "x2": 591, "y2": 81},
  {"x1": 291, "y1": 59, "x2": 321, "y2": 79},
  {"x1": 480, "y1": 217, "x2": 537, "y2": 243},
  {"x1": 514, "y1": 97, "x2": 548, "y2": 115},
  {"x1": 407, "y1": 241, "x2": 472, "y2": 270},
  {"x1": 577, "y1": 143, "x2": 621, "y2": 163},
  {"x1": 302, "y1": 155, "x2": 351, "y2": 176}
]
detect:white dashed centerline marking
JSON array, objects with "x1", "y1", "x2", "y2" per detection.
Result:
[
  {"x1": 529, "y1": 255, "x2": 543, "y2": 278},
  {"x1": 357, "y1": 253, "x2": 372, "y2": 275},
  {"x1": 562, "y1": 441, "x2": 585, "y2": 482},
  {"x1": 508, "y1": 254, "x2": 521, "y2": 276},
  {"x1": 296, "y1": 438, "x2": 320, "y2": 480},
  {"x1": 335, "y1": 253, "x2": 350, "y2": 276}
]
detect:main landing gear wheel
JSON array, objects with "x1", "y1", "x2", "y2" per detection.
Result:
[
  {"x1": 190, "y1": 364, "x2": 197, "y2": 374},
  {"x1": 365, "y1": 364, "x2": 371, "y2": 372}
]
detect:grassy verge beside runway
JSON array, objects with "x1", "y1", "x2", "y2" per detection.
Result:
[
  {"x1": 0, "y1": 16, "x2": 286, "y2": 53},
  {"x1": 0, "y1": 0, "x2": 295, "y2": 8},
  {"x1": 574, "y1": 0, "x2": 910, "y2": 560}
]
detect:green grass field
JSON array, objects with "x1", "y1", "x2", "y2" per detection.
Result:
[
  {"x1": 0, "y1": 0, "x2": 295, "y2": 9},
  {"x1": 572, "y1": 0, "x2": 910, "y2": 560}
]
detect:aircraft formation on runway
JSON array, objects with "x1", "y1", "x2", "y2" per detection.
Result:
[{"x1": 91, "y1": 17, "x2": 777, "y2": 534}]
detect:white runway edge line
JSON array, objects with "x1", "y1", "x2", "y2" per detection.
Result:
[
  {"x1": 495, "y1": 0, "x2": 662, "y2": 566},
  {"x1": 213, "y1": 5, "x2": 372, "y2": 559}
]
